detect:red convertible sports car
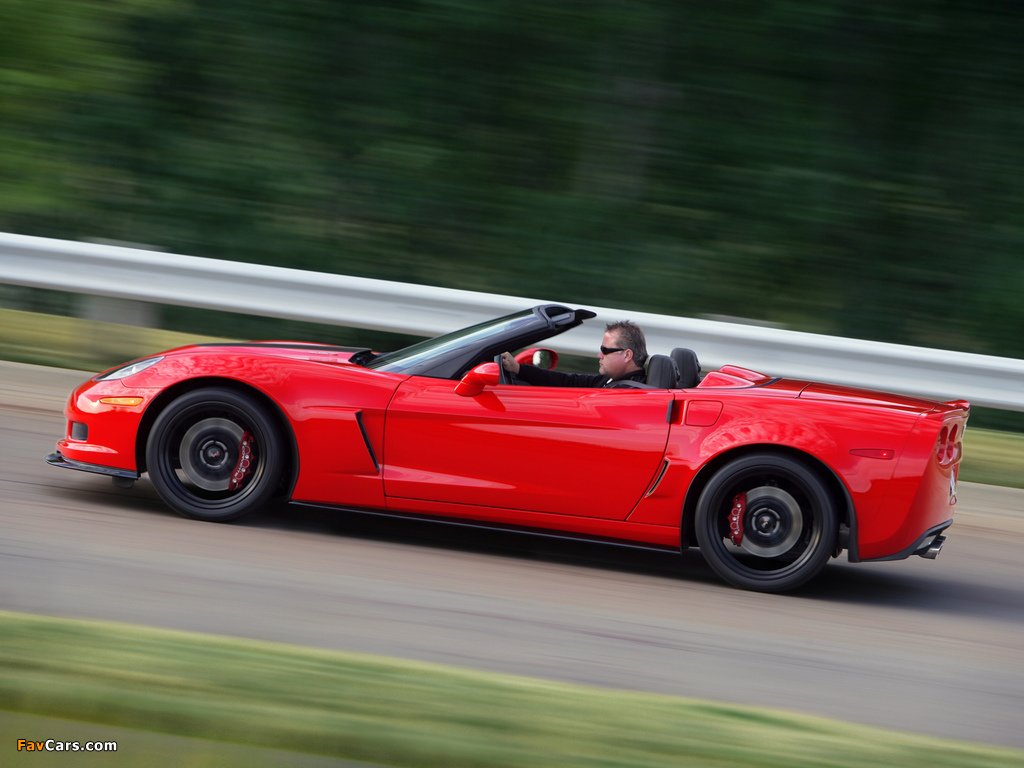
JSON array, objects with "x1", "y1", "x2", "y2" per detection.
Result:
[{"x1": 46, "y1": 304, "x2": 969, "y2": 592}]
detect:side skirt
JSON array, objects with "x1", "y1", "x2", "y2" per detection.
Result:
[{"x1": 288, "y1": 501, "x2": 681, "y2": 554}]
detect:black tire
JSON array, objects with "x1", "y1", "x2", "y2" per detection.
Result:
[
  {"x1": 694, "y1": 453, "x2": 837, "y2": 592},
  {"x1": 146, "y1": 387, "x2": 284, "y2": 522}
]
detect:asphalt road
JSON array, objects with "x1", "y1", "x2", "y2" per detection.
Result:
[{"x1": 2, "y1": 361, "x2": 1022, "y2": 748}]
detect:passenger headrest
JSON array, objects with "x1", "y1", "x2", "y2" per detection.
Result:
[{"x1": 670, "y1": 348, "x2": 700, "y2": 388}]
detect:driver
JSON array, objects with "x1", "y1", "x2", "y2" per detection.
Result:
[{"x1": 500, "y1": 320, "x2": 647, "y2": 387}]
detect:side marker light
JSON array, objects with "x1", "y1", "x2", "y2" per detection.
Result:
[
  {"x1": 850, "y1": 449, "x2": 895, "y2": 460},
  {"x1": 99, "y1": 397, "x2": 144, "y2": 407}
]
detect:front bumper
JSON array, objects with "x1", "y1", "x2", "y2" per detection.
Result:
[{"x1": 45, "y1": 451, "x2": 139, "y2": 481}]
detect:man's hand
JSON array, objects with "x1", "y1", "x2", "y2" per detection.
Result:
[{"x1": 500, "y1": 351, "x2": 520, "y2": 374}]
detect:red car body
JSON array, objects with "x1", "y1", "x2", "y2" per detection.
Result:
[{"x1": 46, "y1": 305, "x2": 969, "y2": 592}]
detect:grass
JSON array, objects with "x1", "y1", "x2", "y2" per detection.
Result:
[
  {"x1": 0, "y1": 306, "x2": 226, "y2": 372},
  {"x1": 1, "y1": 610, "x2": 1022, "y2": 768},
  {"x1": 960, "y1": 428, "x2": 1024, "y2": 489}
]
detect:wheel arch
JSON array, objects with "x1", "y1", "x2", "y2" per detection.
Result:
[
  {"x1": 680, "y1": 444, "x2": 855, "y2": 558},
  {"x1": 135, "y1": 377, "x2": 299, "y2": 499}
]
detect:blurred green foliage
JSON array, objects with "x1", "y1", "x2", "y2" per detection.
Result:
[{"x1": 2, "y1": 1, "x2": 1024, "y2": 358}]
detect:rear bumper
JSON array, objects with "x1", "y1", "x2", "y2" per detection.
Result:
[
  {"x1": 858, "y1": 403, "x2": 967, "y2": 560},
  {"x1": 45, "y1": 451, "x2": 139, "y2": 481},
  {"x1": 860, "y1": 520, "x2": 951, "y2": 562}
]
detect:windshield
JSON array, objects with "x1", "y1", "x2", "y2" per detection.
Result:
[{"x1": 365, "y1": 309, "x2": 537, "y2": 374}]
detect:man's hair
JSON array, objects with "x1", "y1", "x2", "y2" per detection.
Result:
[{"x1": 606, "y1": 320, "x2": 647, "y2": 367}]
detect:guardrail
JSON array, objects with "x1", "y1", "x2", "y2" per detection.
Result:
[{"x1": 2, "y1": 231, "x2": 1022, "y2": 410}]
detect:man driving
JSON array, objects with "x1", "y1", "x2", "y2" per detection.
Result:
[{"x1": 501, "y1": 320, "x2": 647, "y2": 387}]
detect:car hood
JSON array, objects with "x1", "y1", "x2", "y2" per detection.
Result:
[{"x1": 186, "y1": 341, "x2": 371, "y2": 365}]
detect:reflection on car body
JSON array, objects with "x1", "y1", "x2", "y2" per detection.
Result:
[{"x1": 46, "y1": 304, "x2": 969, "y2": 592}]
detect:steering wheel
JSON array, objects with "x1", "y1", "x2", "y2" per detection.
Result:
[{"x1": 495, "y1": 354, "x2": 516, "y2": 386}]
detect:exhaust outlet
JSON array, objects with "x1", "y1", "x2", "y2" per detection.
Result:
[{"x1": 919, "y1": 534, "x2": 946, "y2": 560}]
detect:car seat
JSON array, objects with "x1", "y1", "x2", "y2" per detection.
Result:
[
  {"x1": 645, "y1": 354, "x2": 680, "y2": 389},
  {"x1": 670, "y1": 348, "x2": 700, "y2": 388}
]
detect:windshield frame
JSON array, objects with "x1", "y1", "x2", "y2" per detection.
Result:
[{"x1": 363, "y1": 305, "x2": 595, "y2": 380}]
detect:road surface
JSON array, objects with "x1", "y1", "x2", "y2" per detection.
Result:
[{"x1": 1, "y1": 361, "x2": 1022, "y2": 748}]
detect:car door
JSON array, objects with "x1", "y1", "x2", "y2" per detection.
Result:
[{"x1": 382, "y1": 377, "x2": 673, "y2": 520}]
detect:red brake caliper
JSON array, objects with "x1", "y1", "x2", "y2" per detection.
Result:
[
  {"x1": 228, "y1": 431, "x2": 253, "y2": 491},
  {"x1": 728, "y1": 493, "x2": 746, "y2": 545}
]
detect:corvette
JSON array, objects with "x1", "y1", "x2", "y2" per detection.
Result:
[{"x1": 46, "y1": 304, "x2": 969, "y2": 592}]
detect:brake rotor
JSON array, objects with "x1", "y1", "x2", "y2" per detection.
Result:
[
  {"x1": 179, "y1": 418, "x2": 245, "y2": 491},
  {"x1": 736, "y1": 486, "x2": 803, "y2": 557}
]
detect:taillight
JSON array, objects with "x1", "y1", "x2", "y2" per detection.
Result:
[{"x1": 936, "y1": 424, "x2": 962, "y2": 466}]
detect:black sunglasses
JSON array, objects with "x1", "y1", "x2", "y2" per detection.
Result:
[{"x1": 599, "y1": 346, "x2": 628, "y2": 355}]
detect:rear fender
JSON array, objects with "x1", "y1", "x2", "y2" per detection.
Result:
[{"x1": 677, "y1": 444, "x2": 856, "y2": 557}]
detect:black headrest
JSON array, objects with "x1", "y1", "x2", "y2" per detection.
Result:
[
  {"x1": 671, "y1": 348, "x2": 700, "y2": 388},
  {"x1": 646, "y1": 354, "x2": 680, "y2": 389}
]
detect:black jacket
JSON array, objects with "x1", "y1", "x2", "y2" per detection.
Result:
[{"x1": 515, "y1": 365, "x2": 646, "y2": 388}]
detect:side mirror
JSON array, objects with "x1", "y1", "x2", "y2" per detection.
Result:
[
  {"x1": 514, "y1": 348, "x2": 559, "y2": 370},
  {"x1": 454, "y1": 362, "x2": 500, "y2": 397}
]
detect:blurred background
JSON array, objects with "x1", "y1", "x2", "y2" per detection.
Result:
[
  {"x1": 2, "y1": 7, "x2": 1024, "y2": 761},
  {"x1": 1, "y1": 2, "x2": 1022, "y2": 391}
]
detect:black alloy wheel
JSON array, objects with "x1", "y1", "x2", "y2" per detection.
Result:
[
  {"x1": 146, "y1": 387, "x2": 283, "y2": 521},
  {"x1": 694, "y1": 452, "x2": 837, "y2": 592}
]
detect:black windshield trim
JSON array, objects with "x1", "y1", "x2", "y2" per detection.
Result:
[{"x1": 364, "y1": 305, "x2": 595, "y2": 379}]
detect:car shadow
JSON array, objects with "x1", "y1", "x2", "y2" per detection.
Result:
[
  {"x1": 798, "y1": 562, "x2": 1024, "y2": 622},
  {"x1": 44, "y1": 475, "x2": 173, "y2": 516},
  {"x1": 248, "y1": 501, "x2": 1024, "y2": 621},
  {"x1": 46, "y1": 479, "x2": 1021, "y2": 619},
  {"x1": 245, "y1": 499, "x2": 722, "y2": 585}
]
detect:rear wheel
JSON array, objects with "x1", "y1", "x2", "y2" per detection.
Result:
[
  {"x1": 694, "y1": 453, "x2": 837, "y2": 592},
  {"x1": 146, "y1": 387, "x2": 283, "y2": 521}
]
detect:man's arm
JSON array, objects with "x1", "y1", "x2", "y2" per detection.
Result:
[{"x1": 515, "y1": 365, "x2": 610, "y2": 388}]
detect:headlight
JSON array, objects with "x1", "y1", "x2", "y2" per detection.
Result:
[{"x1": 95, "y1": 356, "x2": 164, "y2": 381}]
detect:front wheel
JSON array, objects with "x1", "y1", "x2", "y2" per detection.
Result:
[
  {"x1": 694, "y1": 453, "x2": 837, "y2": 592},
  {"x1": 146, "y1": 387, "x2": 284, "y2": 522}
]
